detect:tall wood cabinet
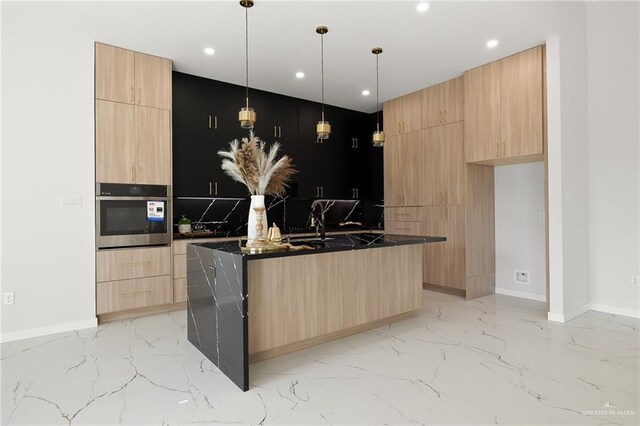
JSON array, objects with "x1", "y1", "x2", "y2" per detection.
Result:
[
  {"x1": 96, "y1": 43, "x2": 172, "y2": 110},
  {"x1": 465, "y1": 46, "x2": 543, "y2": 163},
  {"x1": 95, "y1": 43, "x2": 176, "y2": 322},
  {"x1": 422, "y1": 76, "x2": 464, "y2": 128},
  {"x1": 383, "y1": 90, "x2": 422, "y2": 137},
  {"x1": 95, "y1": 101, "x2": 171, "y2": 184},
  {"x1": 383, "y1": 131, "x2": 423, "y2": 207},
  {"x1": 384, "y1": 76, "x2": 495, "y2": 300}
]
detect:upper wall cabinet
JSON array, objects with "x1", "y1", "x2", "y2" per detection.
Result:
[
  {"x1": 421, "y1": 77, "x2": 464, "y2": 128},
  {"x1": 96, "y1": 43, "x2": 172, "y2": 110},
  {"x1": 383, "y1": 90, "x2": 422, "y2": 137},
  {"x1": 464, "y1": 46, "x2": 543, "y2": 163}
]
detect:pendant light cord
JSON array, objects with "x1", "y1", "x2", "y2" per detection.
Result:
[
  {"x1": 321, "y1": 33, "x2": 325, "y2": 119},
  {"x1": 245, "y1": 6, "x2": 249, "y2": 108},
  {"x1": 376, "y1": 53, "x2": 380, "y2": 130}
]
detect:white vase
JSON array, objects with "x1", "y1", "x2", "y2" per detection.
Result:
[
  {"x1": 247, "y1": 195, "x2": 268, "y2": 246},
  {"x1": 178, "y1": 224, "x2": 191, "y2": 234}
]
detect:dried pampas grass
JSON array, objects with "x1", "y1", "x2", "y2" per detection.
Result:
[{"x1": 218, "y1": 131, "x2": 297, "y2": 196}]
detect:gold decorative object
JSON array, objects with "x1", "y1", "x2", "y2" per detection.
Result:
[
  {"x1": 267, "y1": 223, "x2": 282, "y2": 243},
  {"x1": 239, "y1": 0, "x2": 257, "y2": 129},
  {"x1": 316, "y1": 25, "x2": 331, "y2": 141},
  {"x1": 372, "y1": 47, "x2": 385, "y2": 147}
]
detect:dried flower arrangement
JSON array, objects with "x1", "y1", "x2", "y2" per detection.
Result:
[{"x1": 217, "y1": 131, "x2": 297, "y2": 196}]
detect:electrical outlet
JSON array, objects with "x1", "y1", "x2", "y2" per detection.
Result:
[
  {"x1": 515, "y1": 270, "x2": 530, "y2": 284},
  {"x1": 60, "y1": 196, "x2": 82, "y2": 208},
  {"x1": 3, "y1": 292, "x2": 15, "y2": 305},
  {"x1": 538, "y1": 212, "x2": 545, "y2": 222},
  {"x1": 632, "y1": 276, "x2": 640, "y2": 287}
]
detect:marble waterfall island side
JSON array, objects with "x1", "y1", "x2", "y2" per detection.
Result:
[{"x1": 186, "y1": 233, "x2": 446, "y2": 391}]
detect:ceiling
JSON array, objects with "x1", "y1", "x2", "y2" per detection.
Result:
[{"x1": 32, "y1": 1, "x2": 561, "y2": 112}]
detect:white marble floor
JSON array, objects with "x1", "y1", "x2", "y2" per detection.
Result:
[{"x1": 1, "y1": 290, "x2": 638, "y2": 425}]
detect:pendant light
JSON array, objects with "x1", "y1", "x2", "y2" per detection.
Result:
[
  {"x1": 372, "y1": 47, "x2": 385, "y2": 147},
  {"x1": 238, "y1": 0, "x2": 256, "y2": 129},
  {"x1": 316, "y1": 26, "x2": 331, "y2": 141}
]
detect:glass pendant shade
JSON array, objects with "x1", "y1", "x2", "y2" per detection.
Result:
[
  {"x1": 317, "y1": 120, "x2": 331, "y2": 140},
  {"x1": 239, "y1": 106, "x2": 256, "y2": 129},
  {"x1": 372, "y1": 130, "x2": 385, "y2": 147}
]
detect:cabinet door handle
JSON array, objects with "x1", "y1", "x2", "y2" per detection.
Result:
[
  {"x1": 209, "y1": 115, "x2": 212, "y2": 129},
  {"x1": 129, "y1": 87, "x2": 134, "y2": 103},
  {"x1": 137, "y1": 88, "x2": 141, "y2": 104},
  {"x1": 316, "y1": 187, "x2": 319, "y2": 198},
  {"x1": 138, "y1": 167, "x2": 142, "y2": 183},
  {"x1": 131, "y1": 166, "x2": 135, "y2": 182},
  {"x1": 120, "y1": 261, "x2": 151, "y2": 267},
  {"x1": 444, "y1": 110, "x2": 448, "y2": 123},
  {"x1": 355, "y1": 138, "x2": 359, "y2": 148},
  {"x1": 209, "y1": 182, "x2": 212, "y2": 195},
  {"x1": 445, "y1": 191, "x2": 448, "y2": 204},
  {"x1": 321, "y1": 187, "x2": 324, "y2": 197},
  {"x1": 214, "y1": 182, "x2": 218, "y2": 195},
  {"x1": 214, "y1": 116, "x2": 218, "y2": 129},
  {"x1": 356, "y1": 188, "x2": 359, "y2": 198},
  {"x1": 440, "y1": 111, "x2": 443, "y2": 124},
  {"x1": 502, "y1": 142, "x2": 506, "y2": 157},
  {"x1": 497, "y1": 143, "x2": 501, "y2": 158},
  {"x1": 279, "y1": 126, "x2": 282, "y2": 138}
]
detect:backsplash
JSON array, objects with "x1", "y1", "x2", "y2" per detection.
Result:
[{"x1": 173, "y1": 197, "x2": 383, "y2": 237}]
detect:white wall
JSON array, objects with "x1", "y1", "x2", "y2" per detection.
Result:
[
  {"x1": 495, "y1": 163, "x2": 546, "y2": 300},
  {"x1": 586, "y1": 1, "x2": 640, "y2": 316},
  {"x1": 555, "y1": 1, "x2": 592, "y2": 321},
  {"x1": 1, "y1": 3, "x2": 97, "y2": 340}
]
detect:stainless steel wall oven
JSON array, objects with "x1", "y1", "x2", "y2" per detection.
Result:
[{"x1": 96, "y1": 183, "x2": 171, "y2": 249}]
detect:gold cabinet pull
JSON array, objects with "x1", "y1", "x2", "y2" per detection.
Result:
[
  {"x1": 209, "y1": 115, "x2": 212, "y2": 129},
  {"x1": 138, "y1": 166, "x2": 142, "y2": 183},
  {"x1": 137, "y1": 88, "x2": 141, "y2": 104},
  {"x1": 440, "y1": 111, "x2": 443, "y2": 124},
  {"x1": 497, "y1": 143, "x2": 501, "y2": 157},
  {"x1": 209, "y1": 182, "x2": 212, "y2": 195},
  {"x1": 214, "y1": 116, "x2": 217, "y2": 129},
  {"x1": 131, "y1": 166, "x2": 135, "y2": 182},
  {"x1": 129, "y1": 87, "x2": 134, "y2": 103},
  {"x1": 444, "y1": 110, "x2": 448, "y2": 123},
  {"x1": 273, "y1": 126, "x2": 277, "y2": 137},
  {"x1": 279, "y1": 126, "x2": 282, "y2": 138},
  {"x1": 502, "y1": 142, "x2": 506, "y2": 157},
  {"x1": 445, "y1": 191, "x2": 448, "y2": 204}
]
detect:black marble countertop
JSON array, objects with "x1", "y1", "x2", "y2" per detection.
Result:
[
  {"x1": 191, "y1": 233, "x2": 446, "y2": 260},
  {"x1": 172, "y1": 227, "x2": 383, "y2": 240}
]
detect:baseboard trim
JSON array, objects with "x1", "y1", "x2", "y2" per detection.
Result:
[
  {"x1": 0, "y1": 318, "x2": 98, "y2": 343},
  {"x1": 588, "y1": 303, "x2": 640, "y2": 319},
  {"x1": 495, "y1": 287, "x2": 547, "y2": 302},
  {"x1": 547, "y1": 311, "x2": 565, "y2": 323}
]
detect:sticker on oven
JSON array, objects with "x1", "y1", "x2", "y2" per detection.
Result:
[{"x1": 147, "y1": 201, "x2": 165, "y2": 222}]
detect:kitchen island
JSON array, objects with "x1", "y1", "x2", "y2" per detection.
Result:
[{"x1": 186, "y1": 233, "x2": 446, "y2": 391}]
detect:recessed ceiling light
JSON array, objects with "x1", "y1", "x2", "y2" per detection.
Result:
[
  {"x1": 486, "y1": 39, "x2": 499, "y2": 48},
  {"x1": 362, "y1": 90, "x2": 370, "y2": 96},
  {"x1": 295, "y1": 71, "x2": 305, "y2": 79},
  {"x1": 204, "y1": 47, "x2": 215, "y2": 55},
  {"x1": 416, "y1": 2, "x2": 430, "y2": 13}
]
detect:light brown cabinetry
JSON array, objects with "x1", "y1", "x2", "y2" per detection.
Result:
[
  {"x1": 384, "y1": 73, "x2": 496, "y2": 299},
  {"x1": 247, "y1": 245, "x2": 422, "y2": 360},
  {"x1": 95, "y1": 43, "x2": 172, "y2": 110},
  {"x1": 465, "y1": 46, "x2": 543, "y2": 163},
  {"x1": 383, "y1": 90, "x2": 422, "y2": 137},
  {"x1": 383, "y1": 131, "x2": 423, "y2": 206},
  {"x1": 423, "y1": 122, "x2": 465, "y2": 206},
  {"x1": 422, "y1": 206, "x2": 466, "y2": 291},
  {"x1": 95, "y1": 100, "x2": 171, "y2": 184},
  {"x1": 96, "y1": 247, "x2": 172, "y2": 316},
  {"x1": 422, "y1": 76, "x2": 464, "y2": 128}
]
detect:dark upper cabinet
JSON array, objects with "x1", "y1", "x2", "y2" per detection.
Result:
[
  {"x1": 173, "y1": 71, "x2": 382, "y2": 201},
  {"x1": 251, "y1": 91, "x2": 299, "y2": 143}
]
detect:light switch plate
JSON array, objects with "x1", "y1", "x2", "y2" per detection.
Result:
[{"x1": 60, "y1": 196, "x2": 82, "y2": 208}]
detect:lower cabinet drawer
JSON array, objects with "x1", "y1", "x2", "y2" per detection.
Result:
[
  {"x1": 97, "y1": 246, "x2": 171, "y2": 282},
  {"x1": 174, "y1": 278, "x2": 187, "y2": 304},
  {"x1": 384, "y1": 221, "x2": 423, "y2": 236},
  {"x1": 384, "y1": 207, "x2": 423, "y2": 222},
  {"x1": 96, "y1": 275, "x2": 172, "y2": 314}
]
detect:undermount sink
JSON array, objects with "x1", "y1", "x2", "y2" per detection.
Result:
[{"x1": 288, "y1": 237, "x2": 334, "y2": 243}]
